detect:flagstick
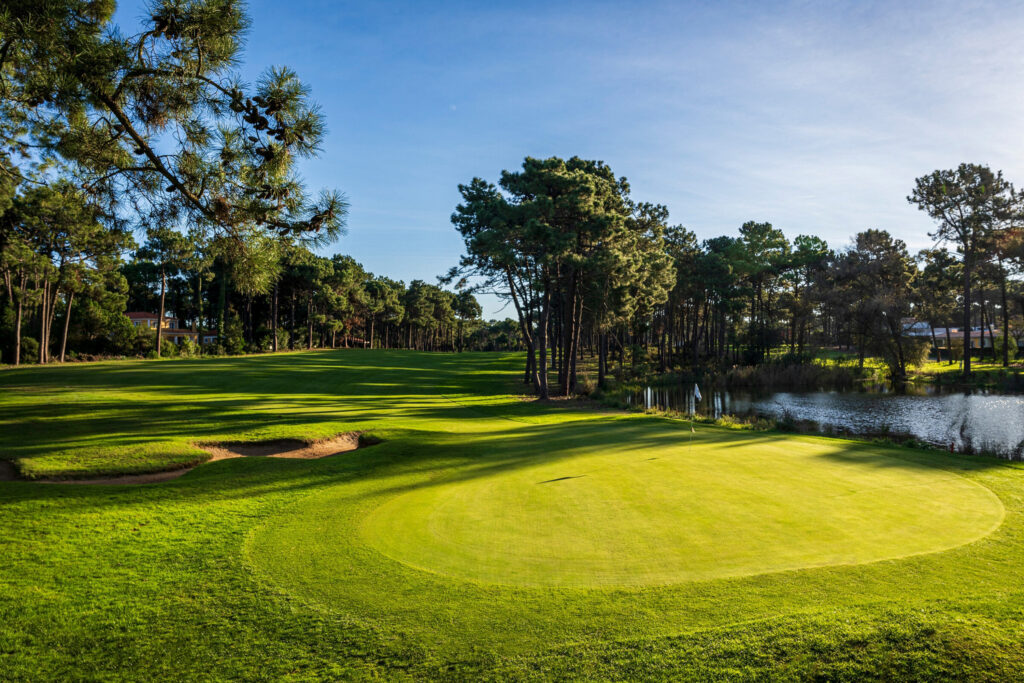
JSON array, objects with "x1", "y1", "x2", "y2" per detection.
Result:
[
  {"x1": 688, "y1": 387, "x2": 695, "y2": 454},
  {"x1": 688, "y1": 382, "x2": 699, "y2": 454},
  {"x1": 688, "y1": 412, "x2": 694, "y2": 454}
]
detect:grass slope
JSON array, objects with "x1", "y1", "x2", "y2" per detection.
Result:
[{"x1": 1, "y1": 350, "x2": 1023, "y2": 680}]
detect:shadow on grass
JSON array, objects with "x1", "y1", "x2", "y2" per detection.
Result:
[
  {"x1": 7, "y1": 415, "x2": 1008, "y2": 513},
  {"x1": 0, "y1": 350, "x2": 1011, "y2": 510}
]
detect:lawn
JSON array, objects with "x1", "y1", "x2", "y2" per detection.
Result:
[
  {"x1": 2, "y1": 350, "x2": 1024, "y2": 680},
  {"x1": 911, "y1": 359, "x2": 1024, "y2": 380}
]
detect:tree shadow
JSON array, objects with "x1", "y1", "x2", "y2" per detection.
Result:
[{"x1": 0, "y1": 350, "x2": 1010, "y2": 511}]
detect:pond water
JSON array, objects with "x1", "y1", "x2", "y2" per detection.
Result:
[{"x1": 626, "y1": 384, "x2": 1024, "y2": 458}]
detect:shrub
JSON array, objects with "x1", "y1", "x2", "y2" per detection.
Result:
[
  {"x1": 723, "y1": 362, "x2": 858, "y2": 391},
  {"x1": 18, "y1": 336, "x2": 39, "y2": 363},
  {"x1": 131, "y1": 327, "x2": 156, "y2": 356},
  {"x1": 714, "y1": 414, "x2": 745, "y2": 429},
  {"x1": 108, "y1": 314, "x2": 139, "y2": 355},
  {"x1": 775, "y1": 408, "x2": 798, "y2": 432},
  {"x1": 159, "y1": 341, "x2": 181, "y2": 358},
  {"x1": 880, "y1": 338, "x2": 930, "y2": 379},
  {"x1": 221, "y1": 317, "x2": 245, "y2": 355},
  {"x1": 178, "y1": 338, "x2": 200, "y2": 358},
  {"x1": 576, "y1": 373, "x2": 596, "y2": 396}
]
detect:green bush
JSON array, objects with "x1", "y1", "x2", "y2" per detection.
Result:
[
  {"x1": 18, "y1": 336, "x2": 39, "y2": 364},
  {"x1": 107, "y1": 314, "x2": 138, "y2": 355},
  {"x1": 272, "y1": 328, "x2": 290, "y2": 351},
  {"x1": 178, "y1": 338, "x2": 200, "y2": 358},
  {"x1": 131, "y1": 327, "x2": 155, "y2": 356},
  {"x1": 221, "y1": 317, "x2": 245, "y2": 355},
  {"x1": 575, "y1": 373, "x2": 596, "y2": 395},
  {"x1": 159, "y1": 341, "x2": 180, "y2": 358}
]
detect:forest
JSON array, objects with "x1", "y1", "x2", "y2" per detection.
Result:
[
  {"x1": 0, "y1": 0, "x2": 500, "y2": 363},
  {"x1": 5, "y1": 158, "x2": 1022, "y2": 380},
  {"x1": 451, "y1": 158, "x2": 1024, "y2": 395},
  {"x1": 0, "y1": 204, "x2": 498, "y2": 363},
  {"x1": 1, "y1": 2, "x2": 1022, "y2": 391}
]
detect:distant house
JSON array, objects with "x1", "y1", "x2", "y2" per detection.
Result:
[
  {"x1": 933, "y1": 326, "x2": 1003, "y2": 350},
  {"x1": 903, "y1": 319, "x2": 1006, "y2": 349},
  {"x1": 126, "y1": 312, "x2": 216, "y2": 345}
]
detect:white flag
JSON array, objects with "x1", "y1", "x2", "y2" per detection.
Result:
[{"x1": 694, "y1": 384, "x2": 702, "y2": 402}]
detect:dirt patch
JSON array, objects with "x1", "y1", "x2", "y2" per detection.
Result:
[{"x1": 7, "y1": 432, "x2": 377, "y2": 486}]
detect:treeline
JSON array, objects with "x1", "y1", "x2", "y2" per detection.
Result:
[
  {"x1": 0, "y1": 190, "x2": 497, "y2": 362},
  {"x1": 120, "y1": 235, "x2": 488, "y2": 356},
  {"x1": 0, "y1": 2, "x2": 349, "y2": 361},
  {"x1": 452, "y1": 158, "x2": 1024, "y2": 394},
  {"x1": 0, "y1": 181, "x2": 129, "y2": 364}
]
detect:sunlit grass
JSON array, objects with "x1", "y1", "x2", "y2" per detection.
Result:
[
  {"x1": 2, "y1": 350, "x2": 1023, "y2": 679},
  {"x1": 913, "y1": 359, "x2": 1024, "y2": 375}
]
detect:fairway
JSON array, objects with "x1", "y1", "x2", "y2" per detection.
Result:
[{"x1": 2, "y1": 350, "x2": 1023, "y2": 679}]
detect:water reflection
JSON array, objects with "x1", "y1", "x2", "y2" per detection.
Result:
[{"x1": 627, "y1": 385, "x2": 1024, "y2": 458}]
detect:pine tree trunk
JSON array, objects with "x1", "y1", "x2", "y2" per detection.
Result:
[
  {"x1": 525, "y1": 344, "x2": 536, "y2": 387},
  {"x1": 157, "y1": 268, "x2": 166, "y2": 358},
  {"x1": 196, "y1": 273, "x2": 204, "y2": 355},
  {"x1": 983, "y1": 295, "x2": 995, "y2": 362},
  {"x1": 289, "y1": 293, "x2": 296, "y2": 350},
  {"x1": 45, "y1": 282, "x2": 60, "y2": 364},
  {"x1": 1000, "y1": 265, "x2": 1010, "y2": 367},
  {"x1": 272, "y1": 282, "x2": 279, "y2": 352},
  {"x1": 217, "y1": 265, "x2": 227, "y2": 347},
  {"x1": 307, "y1": 296, "x2": 313, "y2": 350},
  {"x1": 59, "y1": 291, "x2": 74, "y2": 363},
  {"x1": 568, "y1": 292, "x2": 582, "y2": 394},
  {"x1": 246, "y1": 295, "x2": 253, "y2": 346},
  {"x1": 38, "y1": 278, "x2": 49, "y2": 364},
  {"x1": 13, "y1": 278, "x2": 23, "y2": 366},
  {"x1": 962, "y1": 253, "x2": 972, "y2": 377},
  {"x1": 537, "y1": 285, "x2": 551, "y2": 400}
]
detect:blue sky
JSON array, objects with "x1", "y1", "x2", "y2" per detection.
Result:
[{"x1": 116, "y1": 0, "x2": 1024, "y2": 318}]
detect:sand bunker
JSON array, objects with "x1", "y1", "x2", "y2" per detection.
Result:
[
  {"x1": 15, "y1": 432, "x2": 376, "y2": 486},
  {"x1": 199, "y1": 432, "x2": 368, "y2": 461}
]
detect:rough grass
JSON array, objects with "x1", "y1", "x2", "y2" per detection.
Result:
[{"x1": 2, "y1": 350, "x2": 1024, "y2": 680}]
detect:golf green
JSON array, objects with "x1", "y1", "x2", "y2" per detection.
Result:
[
  {"x1": 251, "y1": 421, "x2": 1002, "y2": 591},
  {"x1": 356, "y1": 436, "x2": 1002, "y2": 586}
]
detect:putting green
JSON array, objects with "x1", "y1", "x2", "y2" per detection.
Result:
[{"x1": 273, "y1": 423, "x2": 1003, "y2": 589}]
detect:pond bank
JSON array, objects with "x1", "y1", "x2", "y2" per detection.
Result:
[{"x1": 596, "y1": 382, "x2": 1024, "y2": 459}]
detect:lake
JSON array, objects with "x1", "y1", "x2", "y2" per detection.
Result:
[{"x1": 627, "y1": 383, "x2": 1024, "y2": 458}]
